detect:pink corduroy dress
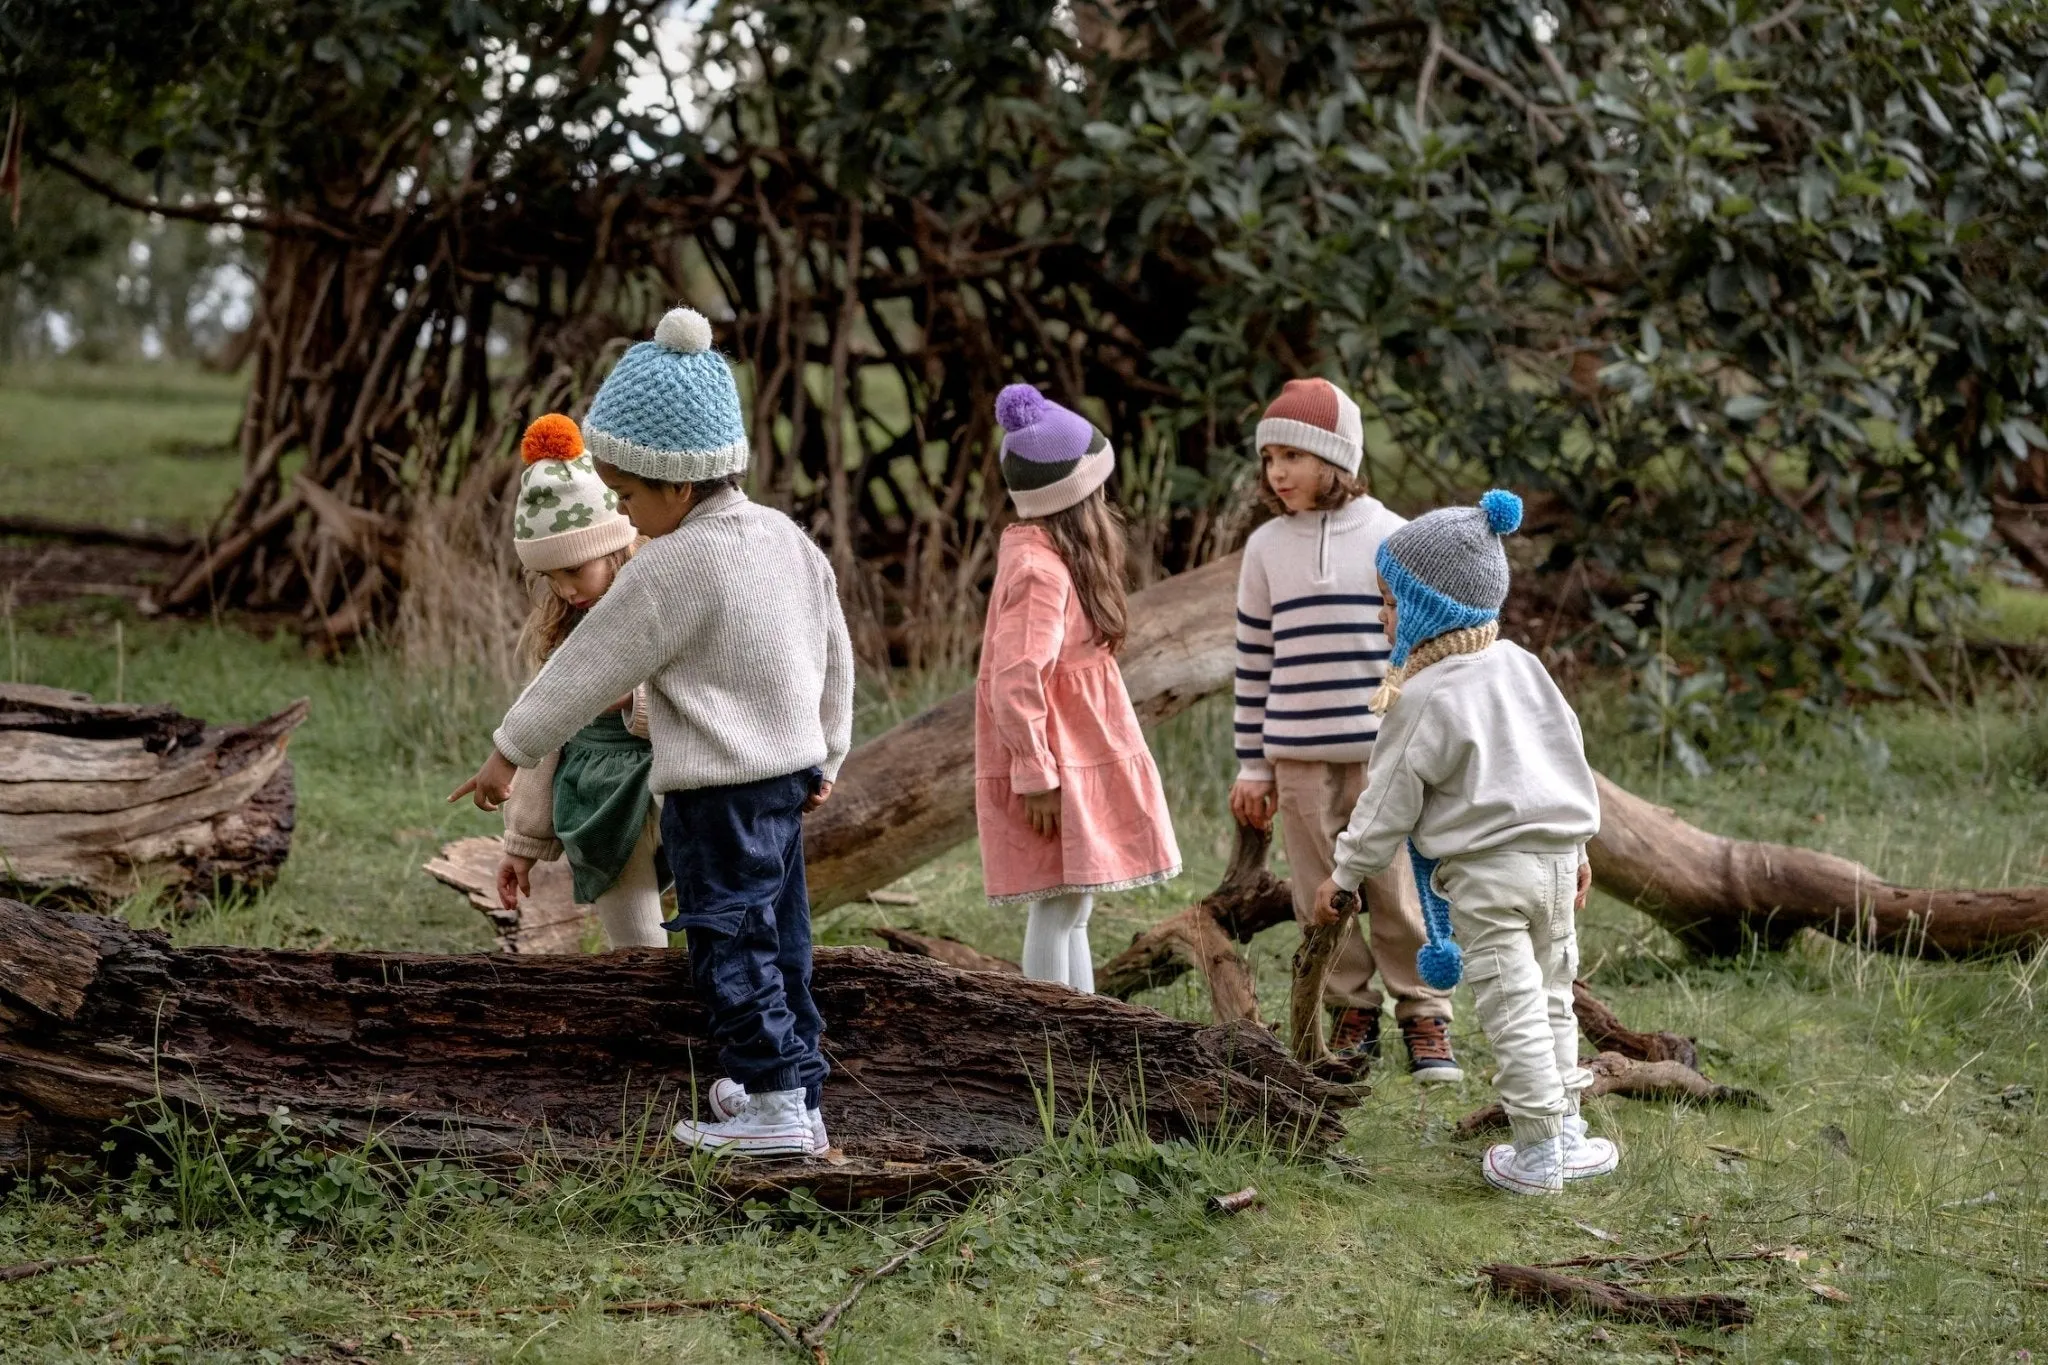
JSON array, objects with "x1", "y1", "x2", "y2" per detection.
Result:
[{"x1": 974, "y1": 524, "x2": 1182, "y2": 905}]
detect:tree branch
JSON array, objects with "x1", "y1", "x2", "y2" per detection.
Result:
[{"x1": 28, "y1": 144, "x2": 356, "y2": 241}]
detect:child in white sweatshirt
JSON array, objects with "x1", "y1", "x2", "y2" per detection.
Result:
[{"x1": 1313, "y1": 489, "x2": 1618, "y2": 1195}]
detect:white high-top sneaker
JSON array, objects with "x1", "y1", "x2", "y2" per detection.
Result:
[
  {"x1": 673, "y1": 1087, "x2": 816, "y2": 1157},
  {"x1": 708, "y1": 1078, "x2": 829, "y2": 1153},
  {"x1": 1483, "y1": 1136, "x2": 1567, "y2": 1195},
  {"x1": 1561, "y1": 1113, "x2": 1619, "y2": 1180}
]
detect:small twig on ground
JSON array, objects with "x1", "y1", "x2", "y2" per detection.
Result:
[
  {"x1": 0, "y1": 1255, "x2": 103, "y2": 1283},
  {"x1": 801, "y1": 1220, "x2": 955, "y2": 1350},
  {"x1": 1530, "y1": 1241, "x2": 1805, "y2": 1273},
  {"x1": 1843, "y1": 1231, "x2": 2048, "y2": 1293},
  {"x1": 1481, "y1": 1263, "x2": 1754, "y2": 1328},
  {"x1": 1207, "y1": 1186, "x2": 1261, "y2": 1216}
]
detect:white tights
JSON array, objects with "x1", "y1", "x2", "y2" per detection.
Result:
[
  {"x1": 590, "y1": 818, "x2": 669, "y2": 949},
  {"x1": 1022, "y1": 892, "x2": 1095, "y2": 993}
]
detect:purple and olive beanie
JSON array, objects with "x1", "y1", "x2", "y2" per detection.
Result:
[{"x1": 993, "y1": 385, "x2": 1115, "y2": 518}]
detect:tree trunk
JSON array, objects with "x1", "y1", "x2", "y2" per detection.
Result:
[
  {"x1": 0, "y1": 685, "x2": 304, "y2": 909},
  {"x1": 0, "y1": 899, "x2": 1356, "y2": 1189},
  {"x1": 1587, "y1": 774, "x2": 2048, "y2": 956},
  {"x1": 805, "y1": 561, "x2": 2048, "y2": 958}
]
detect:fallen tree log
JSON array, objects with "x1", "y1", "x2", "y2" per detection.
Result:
[
  {"x1": 0, "y1": 898, "x2": 1355, "y2": 1193},
  {"x1": 1480, "y1": 1263, "x2": 1754, "y2": 1329},
  {"x1": 0, "y1": 684, "x2": 305, "y2": 908},
  {"x1": 805, "y1": 557, "x2": 2048, "y2": 958},
  {"x1": 1589, "y1": 774, "x2": 2048, "y2": 956}
]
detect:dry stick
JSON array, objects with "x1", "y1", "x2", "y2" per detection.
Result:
[
  {"x1": 0, "y1": 1256, "x2": 103, "y2": 1283},
  {"x1": 1529, "y1": 1240, "x2": 1804, "y2": 1272},
  {"x1": 800, "y1": 1220, "x2": 954, "y2": 1351},
  {"x1": 1480, "y1": 1263, "x2": 1755, "y2": 1329},
  {"x1": 1428, "y1": 40, "x2": 1568, "y2": 145}
]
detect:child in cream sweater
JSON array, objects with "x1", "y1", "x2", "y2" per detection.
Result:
[{"x1": 1313, "y1": 490, "x2": 1617, "y2": 1195}]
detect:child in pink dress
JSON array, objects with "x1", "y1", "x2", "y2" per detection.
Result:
[{"x1": 975, "y1": 385, "x2": 1182, "y2": 991}]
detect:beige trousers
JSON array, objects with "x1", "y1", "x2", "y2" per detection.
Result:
[
  {"x1": 1435, "y1": 849, "x2": 1592, "y2": 1149},
  {"x1": 1274, "y1": 759, "x2": 1451, "y2": 1021},
  {"x1": 589, "y1": 818, "x2": 669, "y2": 950}
]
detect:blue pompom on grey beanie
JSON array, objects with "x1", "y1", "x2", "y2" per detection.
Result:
[{"x1": 581, "y1": 308, "x2": 749, "y2": 483}]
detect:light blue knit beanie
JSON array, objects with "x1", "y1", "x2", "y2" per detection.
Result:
[{"x1": 581, "y1": 308, "x2": 749, "y2": 483}]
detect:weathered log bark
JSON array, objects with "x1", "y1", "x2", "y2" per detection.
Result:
[
  {"x1": 0, "y1": 899, "x2": 1355, "y2": 1190},
  {"x1": 807, "y1": 559, "x2": 2048, "y2": 958},
  {"x1": 1287, "y1": 903, "x2": 1355, "y2": 1068},
  {"x1": 1570, "y1": 979, "x2": 1699, "y2": 1070},
  {"x1": 1588, "y1": 774, "x2": 2048, "y2": 957},
  {"x1": 0, "y1": 685, "x2": 304, "y2": 908},
  {"x1": 864, "y1": 927, "x2": 1020, "y2": 975},
  {"x1": 424, "y1": 834, "x2": 592, "y2": 953},
  {"x1": 803, "y1": 555, "x2": 1241, "y2": 912},
  {"x1": 1480, "y1": 1263, "x2": 1754, "y2": 1329}
]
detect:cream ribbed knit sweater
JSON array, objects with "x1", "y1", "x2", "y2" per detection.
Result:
[{"x1": 493, "y1": 488, "x2": 854, "y2": 793}]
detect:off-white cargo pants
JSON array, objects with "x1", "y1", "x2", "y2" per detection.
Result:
[{"x1": 1434, "y1": 848, "x2": 1593, "y2": 1149}]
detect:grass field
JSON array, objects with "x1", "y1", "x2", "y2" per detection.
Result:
[{"x1": 2, "y1": 364, "x2": 2047, "y2": 1362}]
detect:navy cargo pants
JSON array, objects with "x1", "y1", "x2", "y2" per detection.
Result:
[{"x1": 660, "y1": 767, "x2": 829, "y2": 1108}]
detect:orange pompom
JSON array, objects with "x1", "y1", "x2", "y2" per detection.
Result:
[{"x1": 521, "y1": 413, "x2": 584, "y2": 464}]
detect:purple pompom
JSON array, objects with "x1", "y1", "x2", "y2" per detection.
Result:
[{"x1": 994, "y1": 383, "x2": 1049, "y2": 433}]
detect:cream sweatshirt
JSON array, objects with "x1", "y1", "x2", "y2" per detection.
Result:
[
  {"x1": 493, "y1": 488, "x2": 855, "y2": 794},
  {"x1": 1331, "y1": 640, "x2": 1600, "y2": 889}
]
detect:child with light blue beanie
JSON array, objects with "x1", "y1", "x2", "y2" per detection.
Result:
[
  {"x1": 1314, "y1": 490, "x2": 1616, "y2": 1195},
  {"x1": 455, "y1": 307, "x2": 853, "y2": 1160}
]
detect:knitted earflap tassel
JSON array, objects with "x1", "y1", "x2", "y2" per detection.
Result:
[{"x1": 1368, "y1": 622, "x2": 1500, "y2": 715}]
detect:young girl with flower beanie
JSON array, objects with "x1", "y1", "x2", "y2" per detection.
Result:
[
  {"x1": 1313, "y1": 490, "x2": 1615, "y2": 1195},
  {"x1": 976, "y1": 385, "x2": 1181, "y2": 990},
  {"x1": 455, "y1": 308, "x2": 853, "y2": 1159},
  {"x1": 494, "y1": 414, "x2": 667, "y2": 950}
]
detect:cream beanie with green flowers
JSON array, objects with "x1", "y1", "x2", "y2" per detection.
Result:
[{"x1": 512, "y1": 414, "x2": 636, "y2": 571}]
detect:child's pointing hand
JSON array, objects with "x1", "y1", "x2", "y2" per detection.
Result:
[{"x1": 450, "y1": 750, "x2": 518, "y2": 812}]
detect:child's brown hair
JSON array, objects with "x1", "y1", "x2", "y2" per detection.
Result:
[
  {"x1": 1255, "y1": 447, "x2": 1367, "y2": 517},
  {"x1": 1037, "y1": 485, "x2": 1129, "y2": 653}
]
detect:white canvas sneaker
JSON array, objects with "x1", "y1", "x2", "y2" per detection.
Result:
[
  {"x1": 707, "y1": 1078, "x2": 829, "y2": 1153},
  {"x1": 1483, "y1": 1136, "x2": 1567, "y2": 1195},
  {"x1": 672, "y1": 1087, "x2": 817, "y2": 1158},
  {"x1": 1561, "y1": 1114, "x2": 1619, "y2": 1180}
]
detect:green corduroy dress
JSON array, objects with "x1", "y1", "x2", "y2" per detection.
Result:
[{"x1": 551, "y1": 710, "x2": 658, "y2": 903}]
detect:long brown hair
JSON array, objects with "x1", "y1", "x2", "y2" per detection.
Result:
[
  {"x1": 517, "y1": 542, "x2": 640, "y2": 671},
  {"x1": 1036, "y1": 485, "x2": 1129, "y2": 653}
]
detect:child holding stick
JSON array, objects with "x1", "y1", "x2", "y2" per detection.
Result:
[
  {"x1": 1314, "y1": 490, "x2": 1618, "y2": 1195},
  {"x1": 1228, "y1": 378, "x2": 1458, "y2": 1078},
  {"x1": 975, "y1": 384, "x2": 1181, "y2": 990},
  {"x1": 494, "y1": 413, "x2": 667, "y2": 950},
  {"x1": 455, "y1": 308, "x2": 852, "y2": 1159}
]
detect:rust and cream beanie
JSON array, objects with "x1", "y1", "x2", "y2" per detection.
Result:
[{"x1": 1255, "y1": 377, "x2": 1364, "y2": 475}]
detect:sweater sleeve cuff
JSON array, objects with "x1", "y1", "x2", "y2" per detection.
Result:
[
  {"x1": 1331, "y1": 863, "x2": 1366, "y2": 894},
  {"x1": 1236, "y1": 757, "x2": 1274, "y2": 783},
  {"x1": 1010, "y1": 757, "x2": 1060, "y2": 796},
  {"x1": 626, "y1": 689, "x2": 652, "y2": 740},
  {"x1": 492, "y1": 728, "x2": 541, "y2": 770},
  {"x1": 821, "y1": 750, "x2": 847, "y2": 783},
  {"x1": 501, "y1": 832, "x2": 562, "y2": 862}
]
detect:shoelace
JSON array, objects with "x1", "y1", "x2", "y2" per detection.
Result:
[{"x1": 1404, "y1": 1018, "x2": 1455, "y2": 1061}]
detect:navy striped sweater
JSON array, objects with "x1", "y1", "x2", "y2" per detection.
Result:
[{"x1": 1234, "y1": 495, "x2": 1408, "y2": 778}]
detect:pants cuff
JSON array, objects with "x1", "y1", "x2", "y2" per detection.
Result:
[
  {"x1": 736, "y1": 1064, "x2": 801, "y2": 1095},
  {"x1": 1508, "y1": 1113, "x2": 1565, "y2": 1148},
  {"x1": 1391, "y1": 1001, "x2": 1454, "y2": 1023}
]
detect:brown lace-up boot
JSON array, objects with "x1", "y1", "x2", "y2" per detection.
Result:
[
  {"x1": 1400, "y1": 1015, "x2": 1463, "y2": 1083},
  {"x1": 1328, "y1": 1006, "x2": 1381, "y2": 1059}
]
